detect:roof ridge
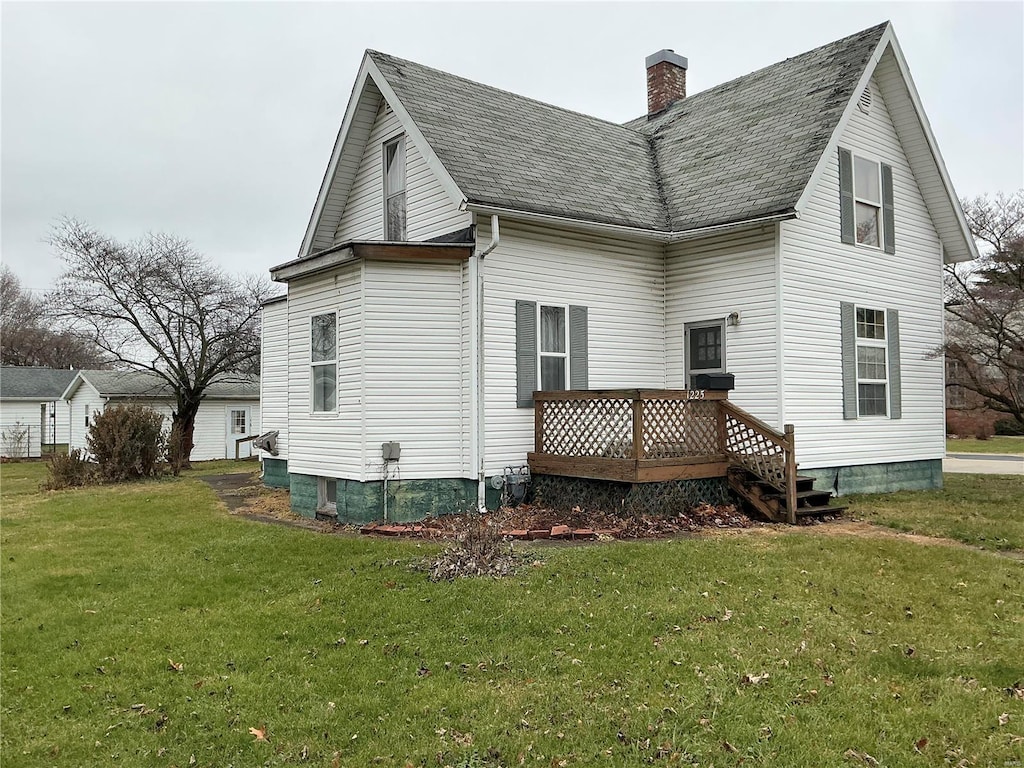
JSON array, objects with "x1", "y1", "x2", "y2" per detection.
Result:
[
  {"x1": 628, "y1": 21, "x2": 889, "y2": 129},
  {"x1": 366, "y1": 49, "x2": 646, "y2": 138}
]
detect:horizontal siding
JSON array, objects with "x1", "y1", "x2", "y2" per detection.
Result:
[
  {"x1": 259, "y1": 301, "x2": 289, "y2": 459},
  {"x1": 285, "y1": 264, "x2": 366, "y2": 479},
  {"x1": 666, "y1": 228, "x2": 780, "y2": 426},
  {"x1": 333, "y1": 100, "x2": 469, "y2": 243},
  {"x1": 481, "y1": 219, "x2": 666, "y2": 474},
  {"x1": 362, "y1": 260, "x2": 466, "y2": 479},
  {"x1": 66, "y1": 383, "x2": 101, "y2": 454},
  {"x1": 0, "y1": 401, "x2": 45, "y2": 457},
  {"x1": 189, "y1": 400, "x2": 261, "y2": 461},
  {"x1": 781, "y1": 74, "x2": 945, "y2": 467}
]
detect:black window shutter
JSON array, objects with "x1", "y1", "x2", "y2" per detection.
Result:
[
  {"x1": 516, "y1": 300, "x2": 537, "y2": 408},
  {"x1": 839, "y1": 148, "x2": 855, "y2": 245},
  {"x1": 569, "y1": 305, "x2": 588, "y2": 390},
  {"x1": 881, "y1": 163, "x2": 895, "y2": 254},
  {"x1": 840, "y1": 302, "x2": 858, "y2": 419},
  {"x1": 887, "y1": 308, "x2": 902, "y2": 419}
]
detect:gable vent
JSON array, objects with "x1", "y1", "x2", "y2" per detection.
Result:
[{"x1": 858, "y1": 86, "x2": 872, "y2": 114}]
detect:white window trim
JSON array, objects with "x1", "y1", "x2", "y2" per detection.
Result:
[
  {"x1": 383, "y1": 134, "x2": 406, "y2": 241},
  {"x1": 310, "y1": 311, "x2": 338, "y2": 415},
  {"x1": 537, "y1": 302, "x2": 569, "y2": 392},
  {"x1": 855, "y1": 306, "x2": 888, "y2": 418},
  {"x1": 852, "y1": 152, "x2": 884, "y2": 250},
  {"x1": 684, "y1": 319, "x2": 726, "y2": 383}
]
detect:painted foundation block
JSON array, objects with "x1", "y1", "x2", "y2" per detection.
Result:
[
  {"x1": 801, "y1": 459, "x2": 943, "y2": 496},
  {"x1": 261, "y1": 458, "x2": 289, "y2": 488},
  {"x1": 288, "y1": 473, "x2": 481, "y2": 523}
]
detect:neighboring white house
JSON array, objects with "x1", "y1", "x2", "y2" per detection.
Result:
[
  {"x1": 62, "y1": 370, "x2": 261, "y2": 461},
  {"x1": 0, "y1": 367, "x2": 77, "y2": 458},
  {"x1": 260, "y1": 22, "x2": 978, "y2": 522}
]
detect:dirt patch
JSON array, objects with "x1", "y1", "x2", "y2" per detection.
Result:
[{"x1": 706, "y1": 517, "x2": 1024, "y2": 560}]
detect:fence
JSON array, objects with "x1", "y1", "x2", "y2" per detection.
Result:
[{"x1": 1, "y1": 422, "x2": 41, "y2": 459}]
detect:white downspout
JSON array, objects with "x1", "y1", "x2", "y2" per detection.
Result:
[{"x1": 471, "y1": 214, "x2": 500, "y2": 511}]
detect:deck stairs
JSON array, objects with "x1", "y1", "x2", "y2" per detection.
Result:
[{"x1": 726, "y1": 466, "x2": 846, "y2": 523}]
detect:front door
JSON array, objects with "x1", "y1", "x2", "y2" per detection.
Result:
[
  {"x1": 226, "y1": 406, "x2": 252, "y2": 458},
  {"x1": 684, "y1": 319, "x2": 726, "y2": 387}
]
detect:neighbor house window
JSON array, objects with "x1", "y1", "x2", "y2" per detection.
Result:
[
  {"x1": 310, "y1": 312, "x2": 337, "y2": 412},
  {"x1": 383, "y1": 136, "x2": 406, "y2": 240},
  {"x1": 84, "y1": 403, "x2": 91, "y2": 428},
  {"x1": 684, "y1": 319, "x2": 726, "y2": 386},
  {"x1": 839, "y1": 148, "x2": 895, "y2": 254},
  {"x1": 855, "y1": 307, "x2": 888, "y2": 416},
  {"x1": 515, "y1": 300, "x2": 588, "y2": 407},
  {"x1": 946, "y1": 359, "x2": 968, "y2": 408}
]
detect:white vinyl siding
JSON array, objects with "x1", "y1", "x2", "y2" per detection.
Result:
[
  {"x1": 333, "y1": 100, "x2": 469, "y2": 243},
  {"x1": 66, "y1": 380, "x2": 102, "y2": 455},
  {"x1": 259, "y1": 300, "x2": 289, "y2": 459},
  {"x1": 0, "y1": 401, "x2": 47, "y2": 457},
  {"x1": 285, "y1": 264, "x2": 364, "y2": 479},
  {"x1": 780, "y1": 74, "x2": 945, "y2": 467},
  {"x1": 362, "y1": 259, "x2": 465, "y2": 479},
  {"x1": 480, "y1": 219, "x2": 665, "y2": 474},
  {"x1": 666, "y1": 229, "x2": 780, "y2": 426}
]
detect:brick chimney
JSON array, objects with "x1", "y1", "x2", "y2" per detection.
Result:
[{"x1": 646, "y1": 49, "x2": 688, "y2": 116}]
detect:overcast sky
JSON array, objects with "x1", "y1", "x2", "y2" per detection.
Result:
[{"x1": 2, "y1": 1, "x2": 1021, "y2": 292}]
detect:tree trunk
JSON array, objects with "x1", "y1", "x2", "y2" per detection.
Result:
[{"x1": 170, "y1": 401, "x2": 200, "y2": 473}]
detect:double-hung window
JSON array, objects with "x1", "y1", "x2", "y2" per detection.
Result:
[
  {"x1": 515, "y1": 300, "x2": 588, "y2": 406},
  {"x1": 841, "y1": 302, "x2": 901, "y2": 420},
  {"x1": 839, "y1": 147, "x2": 895, "y2": 254},
  {"x1": 855, "y1": 307, "x2": 888, "y2": 416},
  {"x1": 310, "y1": 312, "x2": 337, "y2": 412},
  {"x1": 383, "y1": 136, "x2": 406, "y2": 240},
  {"x1": 539, "y1": 304, "x2": 568, "y2": 391},
  {"x1": 853, "y1": 156, "x2": 882, "y2": 247}
]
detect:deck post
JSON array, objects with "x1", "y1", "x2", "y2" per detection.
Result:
[
  {"x1": 534, "y1": 396, "x2": 544, "y2": 453},
  {"x1": 632, "y1": 397, "x2": 645, "y2": 461},
  {"x1": 784, "y1": 423, "x2": 797, "y2": 524}
]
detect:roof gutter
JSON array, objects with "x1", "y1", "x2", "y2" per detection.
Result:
[
  {"x1": 465, "y1": 202, "x2": 797, "y2": 244},
  {"x1": 470, "y1": 214, "x2": 499, "y2": 511}
]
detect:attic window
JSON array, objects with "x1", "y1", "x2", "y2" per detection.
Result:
[
  {"x1": 383, "y1": 136, "x2": 406, "y2": 240},
  {"x1": 858, "y1": 86, "x2": 872, "y2": 114}
]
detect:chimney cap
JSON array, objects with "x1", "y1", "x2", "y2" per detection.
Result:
[{"x1": 646, "y1": 49, "x2": 688, "y2": 70}]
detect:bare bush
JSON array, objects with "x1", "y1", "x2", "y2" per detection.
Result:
[{"x1": 44, "y1": 449, "x2": 95, "y2": 490}]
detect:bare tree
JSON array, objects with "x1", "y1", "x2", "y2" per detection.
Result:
[
  {"x1": 50, "y1": 218, "x2": 274, "y2": 465},
  {"x1": 944, "y1": 191, "x2": 1024, "y2": 425},
  {"x1": 1, "y1": 264, "x2": 107, "y2": 368}
]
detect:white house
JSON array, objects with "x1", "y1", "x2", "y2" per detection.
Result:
[
  {"x1": 63, "y1": 370, "x2": 261, "y2": 461},
  {"x1": 260, "y1": 22, "x2": 977, "y2": 522},
  {"x1": 0, "y1": 367, "x2": 77, "y2": 457}
]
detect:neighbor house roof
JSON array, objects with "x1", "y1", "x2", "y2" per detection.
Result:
[
  {"x1": 0, "y1": 367, "x2": 78, "y2": 401},
  {"x1": 62, "y1": 370, "x2": 259, "y2": 402},
  {"x1": 301, "y1": 21, "x2": 977, "y2": 262}
]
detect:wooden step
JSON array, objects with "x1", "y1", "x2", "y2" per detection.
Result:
[
  {"x1": 796, "y1": 504, "x2": 847, "y2": 517},
  {"x1": 763, "y1": 489, "x2": 832, "y2": 504}
]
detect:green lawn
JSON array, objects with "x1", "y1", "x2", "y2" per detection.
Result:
[
  {"x1": 946, "y1": 436, "x2": 1024, "y2": 455},
  {"x1": 2, "y1": 464, "x2": 1022, "y2": 767},
  {"x1": 847, "y1": 474, "x2": 1024, "y2": 551}
]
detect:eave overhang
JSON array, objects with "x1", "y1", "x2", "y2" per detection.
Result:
[{"x1": 271, "y1": 240, "x2": 474, "y2": 283}]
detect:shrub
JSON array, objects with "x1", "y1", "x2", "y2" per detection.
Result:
[
  {"x1": 44, "y1": 449, "x2": 95, "y2": 490},
  {"x1": 166, "y1": 423, "x2": 186, "y2": 477},
  {"x1": 1, "y1": 421, "x2": 31, "y2": 460},
  {"x1": 995, "y1": 418, "x2": 1024, "y2": 436},
  {"x1": 86, "y1": 403, "x2": 167, "y2": 482}
]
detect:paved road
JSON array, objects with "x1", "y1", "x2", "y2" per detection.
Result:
[{"x1": 943, "y1": 453, "x2": 1024, "y2": 475}]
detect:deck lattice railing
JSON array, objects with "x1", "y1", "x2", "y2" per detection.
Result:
[{"x1": 533, "y1": 390, "x2": 798, "y2": 523}]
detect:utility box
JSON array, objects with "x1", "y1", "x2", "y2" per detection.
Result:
[
  {"x1": 381, "y1": 442, "x2": 401, "y2": 461},
  {"x1": 691, "y1": 373, "x2": 735, "y2": 391}
]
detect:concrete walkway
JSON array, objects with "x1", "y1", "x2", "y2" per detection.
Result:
[{"x1": 943, "y1": 453, "x2": 1024, "y2": 475}]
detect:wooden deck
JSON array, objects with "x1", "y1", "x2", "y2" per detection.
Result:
[{"x1": 527, "y1": 389, "x2": 801, "y2": 522}]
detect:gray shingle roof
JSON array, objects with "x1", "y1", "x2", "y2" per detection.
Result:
[
  {"x1": 75, "y1": 370, "x2": 259, "y2": 400},
  {"x1": 0, "y1": 367, "x2": 78, "y2": 400},
  {"x1": 367, "y1": 22, "x2": 887, "y2": 234},
  {"x1": 369, "y1": 51, "x2": 669, "y2": 231}
]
